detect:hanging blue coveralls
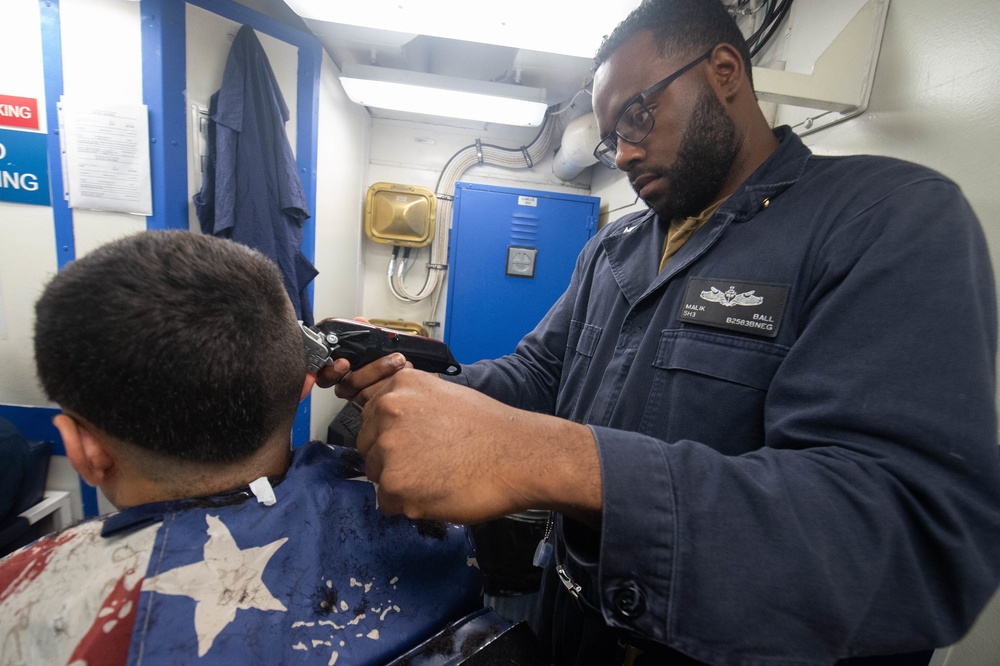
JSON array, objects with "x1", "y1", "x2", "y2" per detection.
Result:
[{"x1": 195, "y1": 24, "x2": 317, "y2": 324}]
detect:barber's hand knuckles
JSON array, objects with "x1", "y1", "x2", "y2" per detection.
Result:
[
  {"x1": 332, "y1": 353, "x2": 408, "y2": 403},
  {"x1": 314, "y1": 358, "x2": 351, "y2": 389},
  {"x1": 356, "y1": 371, "x2": 530, "y2": 522},
  {"x1": 356, "y1": 369, "x2": 413, "y2": 476},
  {"x1": 367, "y1": 436, "x2": 469, "y2": 521}
]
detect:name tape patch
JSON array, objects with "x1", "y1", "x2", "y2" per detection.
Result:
[{"x1": 677, "y1": 277, "x2": 789, "y2": 338}]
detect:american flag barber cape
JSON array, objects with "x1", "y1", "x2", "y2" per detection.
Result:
[{"x1": 0, "y1": 442, "x2": 482, "y2": 665}]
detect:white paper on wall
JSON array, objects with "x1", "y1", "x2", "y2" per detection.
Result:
[{"x1": 58, "y1": 99, "x2": 152, "y2": 215}]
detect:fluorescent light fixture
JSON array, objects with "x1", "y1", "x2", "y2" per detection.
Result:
[
  {"x1": 339, "y1": 64, "x2": 548, "y2": 127},
  {"x1": 285, "y1": 0, "x2": 642, "y2": 59}
]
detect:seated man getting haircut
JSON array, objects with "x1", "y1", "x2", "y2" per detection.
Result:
[{"x1": 0, "y1": 231, "x2": 481, "y2": 665}]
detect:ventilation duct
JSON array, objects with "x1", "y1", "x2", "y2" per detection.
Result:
[{"x1": 552, "y1": 112, "x2": 599, "y2": 182}]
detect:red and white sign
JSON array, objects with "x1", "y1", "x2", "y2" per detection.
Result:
[{"x1": 0, "y1": 95, "x2": 40, "y2": 130}]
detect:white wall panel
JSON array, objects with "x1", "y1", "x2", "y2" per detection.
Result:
[
  {"x1": 0, "y1": 0, "x2": 54, "y2": 406},
  {"x1": 0, "y1": 0, "x2": 47, "y2": 131},
  {"x1": 308, "y1": 51, "x2": 370, "y2": 439},
  {"x1": 59, "y1": 0, "x2": 146, "y2": 257},
  {"x1": 0, "y1": 207, "x2": 56, "y2": 405},
  {"x1": 60, "y1": 0, "x2": 142, "y2": 102}
]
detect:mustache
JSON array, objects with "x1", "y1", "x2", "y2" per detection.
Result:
[{"x1": 629, "y1": 169, "x2": 666, "y2": 188}]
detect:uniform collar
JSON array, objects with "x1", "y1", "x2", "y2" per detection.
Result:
[{"x1": 720, "y1": 125, "x2": 811, "y2": 223}]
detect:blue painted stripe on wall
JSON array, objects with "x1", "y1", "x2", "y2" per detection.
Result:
[
  {"x1": 292, "y1": 39, "x2": 322, "y2": 447},
  {"x1": 38, "y1": 0, "x2": 74, "y2": 269},
  {"x1": 142, "y1": 0, "x2": 189, "y2": 231},
  {"x1": 0, "y1": 405, "x2": 63, "y2": 455},
  {"x1": 296, "y1": 40, "x2": 321, "y2": 291},
  {"x1": 0, "y1": 403, "x2": 100, "y2": 518}
]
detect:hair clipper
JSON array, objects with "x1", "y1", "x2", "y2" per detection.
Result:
[{"x1": 300, "y1": 318, "x2": 461, "y2": 376}]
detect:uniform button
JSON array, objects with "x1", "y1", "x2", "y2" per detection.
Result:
[{"x1": 612, "y1": 582, "x2": 646, "y2": 618}]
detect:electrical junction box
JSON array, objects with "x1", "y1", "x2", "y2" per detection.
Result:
[
  {"x1": 367, "y1": 318, "x2": 429, "y2": 337},
  {"x1": 445, "y1": 182, "x2": 599, "y2": 364},
  {"x1": 364, "y1": 182, "x2": 436, "y2": 248}
]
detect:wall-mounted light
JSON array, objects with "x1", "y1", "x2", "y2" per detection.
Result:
[
  {"x1": 285, "y1": 1, "x2": 641, "y2": 59},
  {"x1": 339, "y1": 64, "x2": 548, "y2": 127}
]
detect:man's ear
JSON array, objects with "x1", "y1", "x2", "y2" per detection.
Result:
[
  {"x1": 54, "y1": 414, "x2": 115, "y2": 488},
  {"x1": 708, "y1": 43, "x2": 747, "y2": 103},
  {"x1": 300, "y1": 373, "x2": 317, "y2": 402}
]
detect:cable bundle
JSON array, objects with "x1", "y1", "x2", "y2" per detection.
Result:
[{"x1": 739, "y1": 0, "x2": 796, "y2": 58}]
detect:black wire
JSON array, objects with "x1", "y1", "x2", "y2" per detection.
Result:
[
  {"x1": 758, "y1": 0, "x2": 794, "y2": 54},
  {"x1": 742, "y1": 0, "x2": 774, "y2": 54},
  {"x1": 749, "y1": 0, "x2": 794, "y2": 59},
  {"x1": 740, "y1": 0, "x2": 793, "y2": 59}
]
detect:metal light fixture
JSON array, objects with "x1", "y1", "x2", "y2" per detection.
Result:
[
  {"x1": 285, "y1": 0, "x2": 640, "y2": 59},
  {"x1": 339, "y1": 64, "x2": 549, "y2": 127}
]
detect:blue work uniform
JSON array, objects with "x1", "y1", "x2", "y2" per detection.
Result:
[
  {"x1": 194, "y1": 25, "x2": 317, "y2": 324},
  {"x1": 453, "y1": 127, "x2": 1000, "y2": 664}
]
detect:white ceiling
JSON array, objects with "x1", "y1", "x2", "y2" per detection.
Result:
[
  {"x1": 310, "y1": 22, "x2": 597, "y2": 109},
  {"x1": 276, "y1": 1, "x2": 774, "y2": 130},
  {"x1": 281, "y1": 2, "x2": 652, "y2": 128}
]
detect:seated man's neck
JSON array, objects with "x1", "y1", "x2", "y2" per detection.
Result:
[{"x1": 109, "y1": 435, "x2": 294, "y2": 510}]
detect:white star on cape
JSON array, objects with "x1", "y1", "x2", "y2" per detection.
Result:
[{"x1": 142, "y1": 514, "x2": 289, "y2": 656}]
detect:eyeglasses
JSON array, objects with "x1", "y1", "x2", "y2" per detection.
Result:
[{"x1": 593, "y1": 48, "x2": 714, "y2": 169}]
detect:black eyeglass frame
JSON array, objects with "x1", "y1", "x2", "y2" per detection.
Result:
[{"x1": 593, "y1": 47, "x2": 715, "y2": 169}]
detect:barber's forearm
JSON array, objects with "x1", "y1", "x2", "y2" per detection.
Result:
[{"x1": 508, "y1": 410, "x2": 602, "y2": 528}]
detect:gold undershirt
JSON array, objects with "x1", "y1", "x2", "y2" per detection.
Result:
[{"x1": 659, "y1": 198, "x2": 727, "y2": 273}]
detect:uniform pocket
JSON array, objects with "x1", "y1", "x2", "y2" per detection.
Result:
[
  {"x1": 560, "y1": 320, "x2": 603, "y2": 407},
  {"x1": 653, "y1": 329, "x2": 789, "y2": 390},
  {"x1": 567, "y1": 319, "x2": 602, "y2": 357},
  {"x1": 639, "y1": 329, "x2": 789, "y2": 452}
]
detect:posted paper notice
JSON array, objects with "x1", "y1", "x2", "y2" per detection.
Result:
[{"x1": 59, "y1": 100, "x2": 152, "y2": 215}]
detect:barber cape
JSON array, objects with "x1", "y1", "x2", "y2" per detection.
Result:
[{"x1": 0, "y1": 443, "x2": 482, "y2": 665}]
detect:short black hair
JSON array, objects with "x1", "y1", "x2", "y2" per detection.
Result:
[
  {"x1": 34, "y1": 231, "x2": 305, "y2": 464},
  {"x1": 595, "y1": 0, "x2": 753, "y2": 88}
]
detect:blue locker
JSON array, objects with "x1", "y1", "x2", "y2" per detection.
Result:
[{"x1": 445, "y1": 182, "x2": 600, "y2": 364}]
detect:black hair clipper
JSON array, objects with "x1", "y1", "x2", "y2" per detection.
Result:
[{"x1": 301, "y1": 318, "x2": 461, "y2": 376}]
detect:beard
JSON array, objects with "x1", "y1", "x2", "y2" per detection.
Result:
[{"x1": 636, "y1": 87, "x2": 739, "y2": 221}]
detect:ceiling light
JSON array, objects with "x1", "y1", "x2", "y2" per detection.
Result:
[
  {"x1": 285, "y1": 0, "x2": 641, "y2": 59},
  {"x1": 339, "y1": 64, "x2": 548, "y2": 127}
]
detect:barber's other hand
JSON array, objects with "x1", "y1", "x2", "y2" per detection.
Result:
[
  {"x1": 357, "y1": 369, "x2": 602, "y2": 525},
  {"x1": 314, "y1": 353, "x2": 413, "y2": 405},
  {"x1": 312, "y1": 317, "x2": 412, "y2": 405}
]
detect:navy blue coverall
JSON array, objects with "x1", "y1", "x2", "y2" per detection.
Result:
[{"x1": 454, "y1": 127, "x2": 1000, "y2": 664}]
